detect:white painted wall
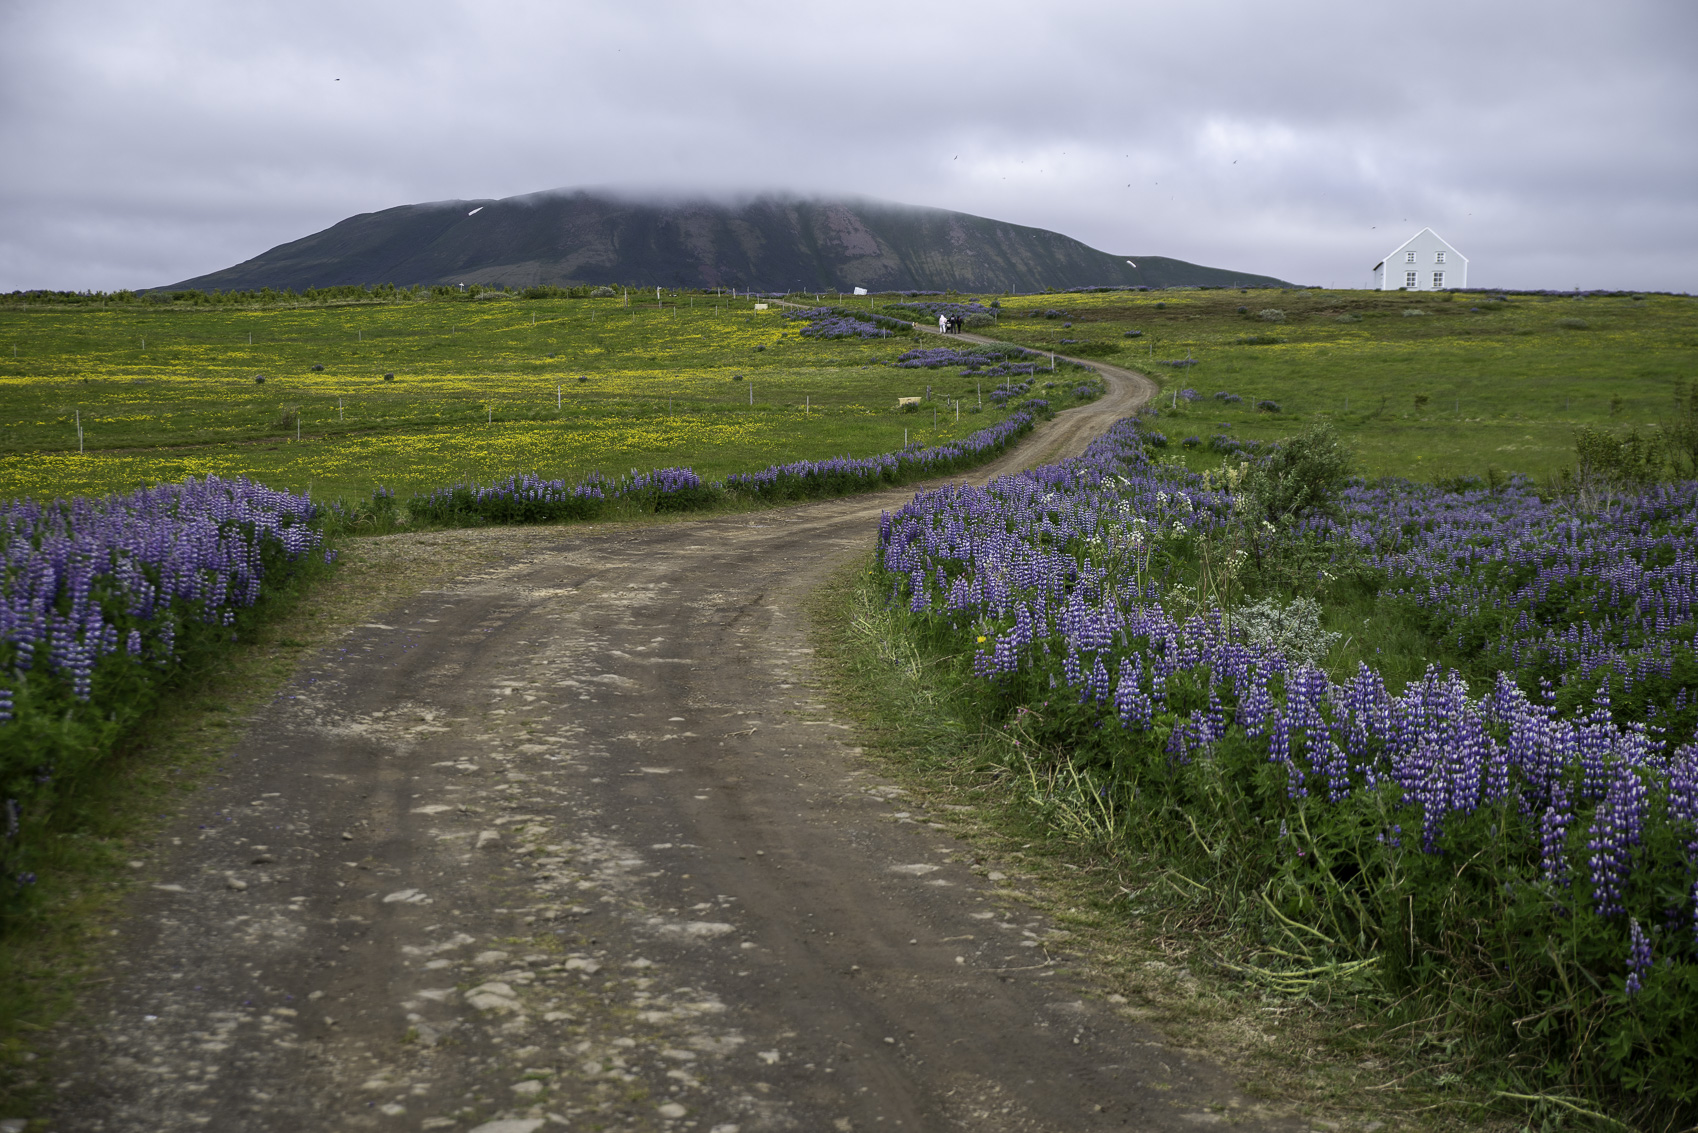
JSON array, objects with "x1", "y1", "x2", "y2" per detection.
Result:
[{"x1": 1372, "y1": 228, "x2": 1468, "y2": 290}]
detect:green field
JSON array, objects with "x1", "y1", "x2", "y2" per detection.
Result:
[
  {"x1": 892, "y1": 287, "x2": 1698, "y2": 481},
  {"x1": 0, "y1": 294, "x2": 1071, "y2": 502},
  {"x1": 6, "y1": 286, "x2": 1692, "y2": 503}
]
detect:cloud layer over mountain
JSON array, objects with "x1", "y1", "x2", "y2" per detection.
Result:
[{"x1": 2, "y1": 1, "x2": 1693, "y2": 292}]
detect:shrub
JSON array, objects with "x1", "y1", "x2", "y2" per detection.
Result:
[
  {"x1": 1257, "y1": 309, "x2": 1286, "y2": 323},
  {"x1": 589, "y1": 286, "x2": 616, "y2": 297},
  {"x1": 1235, "y1": 335, "x2": 1282, "y2": 346},
  {"x1": 1573, "y1": 425, "x2": 1665, "y2": 498},
  {"x1": 1214, "y1": 391, "x2": 1243, "y2": 404},
  {"x1": 1244, "y1": 419, "x2": 1349, "y2": 527},
  {"x1": 1255, "y1": 399, "x2": 1281, "y2": 413},
  {"x1": 1403, "y1": 309, "x2": 1426, "y2": 317},
  {"x1": 1231, "y1": 596, "x2": 1339, "y2": 667},
  {"x1": 1558, "y1": 317, "x2": 1589, "y2": 329},
  {"x1": 1668, "y1": 378, "x2": 1698, "y2": 478},
  {"x1": 1124, "y1": 330, "x2": 1142, "y2": 338}
]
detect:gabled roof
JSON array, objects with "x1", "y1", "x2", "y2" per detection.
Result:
[{"x1": 1374, "y1": 227, "x2": 1467, "y2": 269}]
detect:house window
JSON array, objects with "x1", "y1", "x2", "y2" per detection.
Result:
[
  {"x1": 1406, "y1": 251, "x2": 1417, "y2": 263},
  {"x1": 1433, "y1": 271, "x2": 1445, "y2": 288},
  {"x1": 1435, "y1": 251, "x2": 1446, "y2": 264},
  {"x1": 1406, "y1": 271, "x2": 1419, "y2": 288}
]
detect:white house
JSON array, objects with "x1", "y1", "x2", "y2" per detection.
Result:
[{"x1": 1371, "y1": 228, "x2": 1467, "y2": 291}]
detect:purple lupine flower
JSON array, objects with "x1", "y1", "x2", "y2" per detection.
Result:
[
  {"x1": 1626, "y1": 918, "x2": 1651, "y2": 995},
  {"x1": 782, "y1": 307, "x2": 894, "y2": 339},
  {"x1": 2, "y1": 476, "x2": 322, "y2": 714},
  {"x1": 1587, "y1": 764, "x2": 1647, "y2": 919},
  {"x1": 870, "y1": 404, "x2": 1698, "y2": 972},
  {"x1": 1669, "y1": 744, "x2": 1698, "y2": 861},
  {"x1": 1540, "y1": 785, "x2": 1572, "y2": 888}
]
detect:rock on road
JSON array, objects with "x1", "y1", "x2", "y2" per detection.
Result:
[{"x1": 43, "y1": 353, "x2": 1302, "y2": 1132}]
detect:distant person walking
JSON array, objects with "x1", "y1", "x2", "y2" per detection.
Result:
[{"x1": 939, "y1": 313, "x2": 949, "y2": 334}]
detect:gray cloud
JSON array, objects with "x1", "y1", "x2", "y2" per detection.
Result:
[{"x1": 2, "y1": 0, "x2": 1693, "y2": 291}]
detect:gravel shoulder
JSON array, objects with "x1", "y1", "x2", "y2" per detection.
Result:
[{"x1": 27, "y1": 357, "x2": 1316, "y2": 1133}]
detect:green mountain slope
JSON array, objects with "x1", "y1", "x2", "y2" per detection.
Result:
[{"x1": 164, "y1": 190, "x2": 1292, "y2": 293}]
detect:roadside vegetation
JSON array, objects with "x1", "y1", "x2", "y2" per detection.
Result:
[{"x1": 829, "y1": 386, "x2": 1698, "y2": 1129}]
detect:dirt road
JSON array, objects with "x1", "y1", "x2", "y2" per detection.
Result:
[{"x1": 42, "y1": 354, "x2": 1301, "y2": 1132}]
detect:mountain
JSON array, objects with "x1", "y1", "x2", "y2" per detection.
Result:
[{"x1": 162, "y1": 190, "x2": 1292, "y2": 294}]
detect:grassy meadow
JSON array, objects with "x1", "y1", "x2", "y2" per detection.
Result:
[
  {"x1": 892, "y1": 287, "x2": 1698, "y2": 481},
  {"x1": 6, "y1": 286, "x2": 1690, "y2": 503},
  {"x1": 0, "y1": 294, "x2": 1038, "y2": 503}
]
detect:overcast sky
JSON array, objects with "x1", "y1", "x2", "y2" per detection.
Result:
[{"x1": 2, "y1": 1, "x2": 1694, "y2": 293}]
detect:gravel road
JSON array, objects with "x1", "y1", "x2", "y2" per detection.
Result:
[{"x1": 42, "y1": 352, "x2": 1304, "y2": 1132}]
